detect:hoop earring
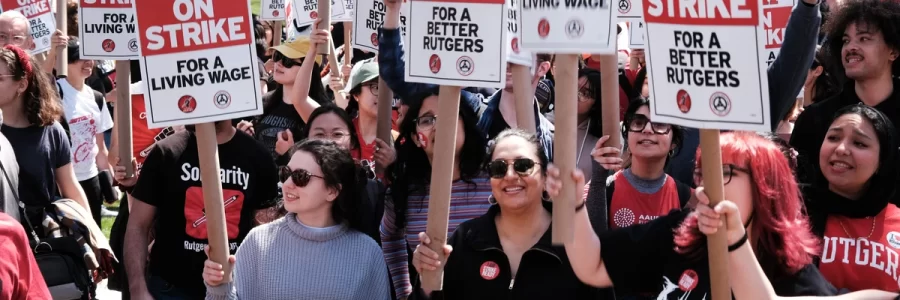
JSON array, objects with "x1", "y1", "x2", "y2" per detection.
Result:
[{"x1": 488, "y1": 195, "x2": 498, "y2": 205}]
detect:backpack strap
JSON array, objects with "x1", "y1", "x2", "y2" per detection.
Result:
[
  {"x1": 618, "y1": 69, "x2": 637, "y2": 100},
  {"x1": 93, "y1": 90, "x2": 106, "y2": 111}
]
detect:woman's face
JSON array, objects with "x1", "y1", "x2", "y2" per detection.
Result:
[
  {"x1": 282, "y1": 150, "x2": 337, "y2": 214},
  {"x1": 0, "y1": 64, "x2": 23, "y2": 107},
  {"x1": 67, "y1": 59, "x2": 94, "y2": 80},
  {"x1": 696, "y1": 163, "x2": 754, "y2": 225},
  {"x1": 413, "y1": 95, "x2": 465, "y2": 158},
  {"x1": 354, "y1": 80, "x2": 379, "y2": 116},
  {"x1": 489, "y1": 136, "x2": 544, "y2": 211},
  {"x1": 627, "y1": 105, "x2": 674, "y2": 161},
  {"x1": 819, "y1": 113, "x2": 880, "y2": 199},
  {"x1": 308, "y1": 112, "x2": 352, "y2": 150},
  {"x1": 272, "y1": 52, "x2": 301, "y2": 84},
  {"x1": 576, "y1": 77, "x2": 595, "y2": 117}
]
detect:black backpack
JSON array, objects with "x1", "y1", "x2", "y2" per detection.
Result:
[{"x1": 55, "y1": 81, "x2": 106, "y2": 140}]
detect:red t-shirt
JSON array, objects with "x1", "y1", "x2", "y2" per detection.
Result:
[
  {"x1": 819, "y1": 204, "x2": 900, "y2": 291},
  {"x1": 0, "y1": 213, "x2": 52, "y2": 300},
  {"x1": 606, "y1": 171, "x2": 682, "y2": 229}
]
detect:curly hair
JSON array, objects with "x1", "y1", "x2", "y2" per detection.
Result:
[
  {"x1": 823, "y1": 0, "x2": 900, "y2": 81},
  {"x1": 0, "y1": 45, "x2": 62, "y2": 127}
]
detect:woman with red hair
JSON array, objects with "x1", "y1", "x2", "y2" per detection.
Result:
[{"x1": 544, "y1": 131, "x2": 836, "y2": 299}]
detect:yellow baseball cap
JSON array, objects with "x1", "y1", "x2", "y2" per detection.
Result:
[{"x1": 270, "y1": 37, "x2": 323, "y2": 64}]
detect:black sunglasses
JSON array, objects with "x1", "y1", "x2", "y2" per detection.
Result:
[
  {"x1": 627, "y1": 115, "x2": 672, "y2": 135},
  {"x1": 487, "y1": 158, "x2": 537, "y2": 179},
  {"x1": 273, "y1": 51, "x2": 302, "y2": 68},
  {"x1": 279, "y1": 166, "x2": 323, "y2": 187}
]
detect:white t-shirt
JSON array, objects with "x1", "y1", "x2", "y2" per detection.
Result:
[{"x1": 58, "y1": 79, "x2": 114, "y2": 181}]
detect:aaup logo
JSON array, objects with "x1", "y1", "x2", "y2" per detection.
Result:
[{"x1": 887, "y1": 231, "x2": 900, "y2": 249}]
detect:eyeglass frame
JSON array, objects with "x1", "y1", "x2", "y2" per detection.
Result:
[
  {"x1": 692, "y1": 164, "x2": 751, "y2": 187},
  {"x1": 413, "y1": 115, "x2": 437, "y2": 131},
  {"x1": 626, "y1": 114, "x2": 672, "y2": 135},
  {"x1": 0, "y1": 33, "x2": 27, "y2": 46}
]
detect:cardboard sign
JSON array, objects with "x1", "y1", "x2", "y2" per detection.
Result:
[
  {"x1": 505, "y1": 0, "x2": 531, "y2": 66},
  {"x1": 762, "y1": 0, "x2": 793, "y2": 66},
  {"x1": 333, "y1": 0, "x2": 355, "y2": 21},
  {"x1": 628, "y1": 20, "x2": 644, "y2": 49},
  {"x1": 0, "y1": 0, "x2": 55, "y2": 54},
  {"x1": 133, "y1": 0, "x2": 262, "y2": 129},
  {"x1": 406, "y1": 0, "x2": 507, "y2": 88},
  {"x1": 518, "y1": 0, "x2": 616, "y2": 53},
  {"x1": 291, "y1": 0, "x2": 346, "y2": 27},
  {"x1": 643, "y1": 0, "x2": 770, "y2": 131},
  {"x1": 261, "y1": 0, "x2": 287, "y2": 20},
  {"x1": 616, "y1": 0, "x2": 640, "y2": 18},
  {"x1": 352, "y1": 0, "x2": 409, "y2": 52},
  {"x1": 78, "y1": 0, "x2": 139, "y2": 60}
]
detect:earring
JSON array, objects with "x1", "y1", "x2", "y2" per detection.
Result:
[{"x1": 488, "y1": 195, "x2": 497, "y2": 205}]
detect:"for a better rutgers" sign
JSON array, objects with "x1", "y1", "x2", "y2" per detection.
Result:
[{"x1": 133, "y1": 0, "x2": 263, "y2": 129}]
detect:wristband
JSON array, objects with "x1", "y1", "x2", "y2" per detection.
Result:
[
  {"x1": 575, "y1": 200, "x2": 587, "y2": 212},
  {"x1": 727, "y1": 231, "x2": 749, "y2": 252}
]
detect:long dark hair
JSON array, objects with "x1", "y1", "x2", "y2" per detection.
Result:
[
  {"x1": 286, "y1": 139, "x2": 366, "y2": 232},
  {"x1": 1, "y1": 45, "x2": 61, "y2": 127},
  {"x1": 260, "y1": 54, "x2": 329, "y2": 120},
  {"x1": 387, "y1": 88, "x2": 487, "y2": 230},
  {"x1": 808, "y1": 48, "x2": 837, "y2": 105},
  {"x1": 577, "y1": 68, "x2": 604, "y2": 138},
  {"x1": 301, "y1": 104, "x2": 363, "y2": 159}
]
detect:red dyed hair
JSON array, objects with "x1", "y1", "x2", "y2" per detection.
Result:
[{"x1": 673, "y1": 131, "x2": 820, "y2": 277}]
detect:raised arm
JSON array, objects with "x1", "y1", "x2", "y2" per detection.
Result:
[
  {"x1": 380, "y1": 193, "x2": 414, "y2": 298},
  {"x1": 290, "y1": 20, "x2": 329, "y2": 123},
  {"x1": 767, "y1": 0, "x2": 821, "y2": 129},
  {"x1": 378, "y1": 0, "x2": 437, "y2": 99}
]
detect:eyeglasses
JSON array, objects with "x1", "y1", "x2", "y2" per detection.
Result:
[
  {"x1": 627, "y1": 115, "x2": 672, "y2": 135},
  {"x1": 362, "y1": 82, "x2": 379, "y2": 96},
  {"x1": 279, "y1": 166, "x2": 324, "y2": 187},
  {"x1": 273, "y1": 51, "x2": 302, "y2": 68},
  {"x1": 692, "y1": 164, "x2": 750, "y2": 187},
  {"x1": 577, "y1": 88, "x2": 594, "y2": 102},
  {"x1": 311, "y1": 131, "x2": 350, "y2": 142},
  {"x1": 414, "y1": 115, "x2": 437, "y2": 131},
  {"x1": 0, "y1": 33, "x2": 26, "y2": 46},
  {"x1": 487, "y1": 158, "x2": 538, "y2": 179}
]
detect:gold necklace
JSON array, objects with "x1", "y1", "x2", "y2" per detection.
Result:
[{"x1": 838, "y1": 216, "x2": 877, "y2": 240}]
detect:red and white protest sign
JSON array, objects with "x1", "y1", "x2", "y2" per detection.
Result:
[
  {"x1": 518, "y1": 0, "x2": 616, "y2": 53},
  {"x1": 261, "y1": 0, "x2": 286, "y2": 20},
  {"x1": 133, "y1": 0, "x2": 262, "y2": 129},
  {"x1": 0, "y1": 0, "x2": 55, "y2": 54},
  {"x1": 291, "y1": 0, "x2": 346, "y2": 27},
  {"x1": 78, "y1": 0, "x2": 139, "y2": 60},
  {"x1": 334, "y1": 0, "x2": 355, "y2": 21},
  {"x1": 352, "y1": 0, "x2": 409, "y2": 52},
  {"x1": 406, "y1": 0, "x2": 507, "y2": 88},
  {"x1": 643, "y1": 0, "x2": 771, "y2": 131},
  {"x1": 762, "y1": 0, "x2": 794, "y2": 66},
  {"x1": 505, "y1": 0, "x2": 531, "y2": 66}
]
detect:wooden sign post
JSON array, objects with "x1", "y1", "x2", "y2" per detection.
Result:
[
  {"x1": 700, "y1": 131, "x2": 729, "y2": 300},
  {"x1": 599, "y1": 53, "x2": 621, "y2": 149},
  {"x1": 317, "y1": 0, "x2": 332, "y2": 53},
  {"x1": 55, "y1": 0, "x2": 67, "y2": 77},
  {"x1": 511, "y1": 65, "x2": 535, "y2": 133},
  {"x1": 115, "y1": 61, "x2": 134, "y2": 177},
  {"x1": 551, "y1": 54, "x2": 577, "y2": 244},
  {"x1": 274, "y1": 21, "x2": 283, "y2": 46}
]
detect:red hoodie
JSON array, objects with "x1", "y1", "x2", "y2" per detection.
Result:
[{"x1": 0, "y1": 213, "x2": 51, "y2": 300}]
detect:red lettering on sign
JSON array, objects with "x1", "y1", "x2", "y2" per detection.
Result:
[
  {"x1": 0, "y1": 0, "x2": 51, "y2": 18},
  {"x1": 134, "y1": 0, "x2": 251, "y2": 56},
  {"x1": 643, "y1": 0, "x2": 758, "y2": 26},
  {"x1": 80, "y1": 0, "x2": 133, "y2": 9},
  {"x1": 762, "y1": 6, "x2": 790, "y2": 49}
]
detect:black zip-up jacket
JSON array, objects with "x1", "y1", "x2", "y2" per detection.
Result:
[{"x1": 415, "y1": 201, "x2": 605, "y2": 300}]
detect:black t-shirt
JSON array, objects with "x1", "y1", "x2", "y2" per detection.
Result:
[
  {"x1": 255, "y1": 90, "x2": 307, "y2": 163},
  {"x1": 131, "y1": 130, "x2": 278, "y2": 298},
  {"x1": 600, "y1": 210, "x2": 836, "y2": 299}
]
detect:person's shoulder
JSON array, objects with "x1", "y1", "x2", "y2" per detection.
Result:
[
  {"x1": 232, "y1": 130, "x2": 268, "y2": 154},
  {"x1": 0, "y1": 213, "x2": 25, "y2": 240},
  {"x1": 154, "y1": 130, "x2": 192, "y2": 152},
  {"x1": 344, "y1": 229, "x2": 382, "y2": 251}
]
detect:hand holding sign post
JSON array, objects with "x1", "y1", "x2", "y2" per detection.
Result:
[{"x1": 133, "y1": 0, "x2": 263, "y2": 282}]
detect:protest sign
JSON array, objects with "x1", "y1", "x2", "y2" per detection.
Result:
[
  {"x1": 762, "y1": 0, "x2": 793, "y2": 66},
  {"x1": 505, "y1": 0, "x2": 531, "y2": 67},
  {"x1": 333, "y1": 0, "x2": 354, "y2": 21},
  {"x1": 0, "y1": 0, "x2": 55, "y2": 54},
  {"x1": 616, "y1": 0, "x2": 640, "y2": 18},
  {"x1": 352, "y1": 0, "x2": 409, "y2": 52},
  {"x1": 406, "y1": 0, "x2": 507, "y2": 88},
  {"x1": 518, "y1": 0, "x2": 616, "y2": 53},
  {"x1": 291, "y1": 0, "x2": 346, "y2": 27},
  {"x1": 643, "y1": 0, "x2": 770, "y2": 132},
  {"x1": 133, "y1": 0, "x2": 262, "y2": 129},
  {"x1": 78, "y1": 0, "x2": 139, "y2": 60},
  {"x1": 628, "y1": 20, "x2": 644, "y2": 49},
  {"x1": 261, "y1": 0, "x2": 287, "y2": 20}
]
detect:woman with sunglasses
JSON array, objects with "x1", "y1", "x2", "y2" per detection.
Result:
[
  {"x1": 382, "y1": 88, "x2": 492, "y2": 300},
  {"x1": 548, "y1": 131, "x2": 837, "y2": 299},
  {"x1": 801, "y1": 104, "x2": 900, "y2": 292},
  {"x1": 202, "y1": 139, "x2": 390, "y2": 299},
  {"x1": 411, "y1": 129, "x2": 603, "y2": 299}
]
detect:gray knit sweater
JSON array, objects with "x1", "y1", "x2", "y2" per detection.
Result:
[{"x1": 206, "y1": 213, "x2": 391, "y2": 300}]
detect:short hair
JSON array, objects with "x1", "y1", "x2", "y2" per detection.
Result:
[{"x1": 0, "y1": 11, "x2": 32, "y2": 36}]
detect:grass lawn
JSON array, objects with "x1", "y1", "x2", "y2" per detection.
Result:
[
  {"x1": 100, "y1": 200, "x2": 120, "y2": 239},
  {"x1": 251, "y1": 0, "x2": 261, "y2": 16}
]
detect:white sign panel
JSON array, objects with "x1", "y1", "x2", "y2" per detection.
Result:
[
  {"x1": 615, "y1": 0, "x2": 641, "y2": 18},
  {"x1": 505, "y1": 0, "x2": 531, "y2": 66},
  {"x1": 0, "y1": 0, "x2": 55, "y2": 54},
  {"x1": 334, "y1": 0, "x2": 355, "y2": 21},
  {"x1": 762, "y1": 0, "x2": 794, "y2": 66},
  {"x1": 134, "y1": 0, "x2": 263, "y2": 129},
  {"x1": 644, "y1": 0, "x2": 770, "y2": 131},
  {"x1": 518, "y1": 0, "x2": 616, "y2": 53},
  {"x1": 292, "y1": 0, "x2": 347, "y2": 27},
  {"x1": 628, "y1": 20, "x2": 644, "y2": 49},
  {"x1": 261, "y1": 0, "x2": 287, "y2": 20},
  {"x1": 352, "y1": 0, "x2": 410, "y2": 52},
  {"x1": 78, "y1": 0, "x2": 139, "y2": 60},
  {"x1": 405, "y1": 0, "x2": 507, "y2": 88}
]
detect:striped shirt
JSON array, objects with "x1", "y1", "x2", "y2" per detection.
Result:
[{"x1": 380, "y1": 176, "x2": 493, "y2": 298}]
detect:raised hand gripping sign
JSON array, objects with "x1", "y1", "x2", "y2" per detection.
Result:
[
  {"x1": 518, "y1": 0, "x2": 616, "y2": 53},
  {"x1": 352, "y1": 0, "x2": 410, "y2": 52},
  {"x1": 405, "y1": 0, "x2": 507, "y2": 88},
  {"x1": 78, "y1": 0, "x2": 139, "y2": 60},
  {"x1": 133, "y1": 0, "x2": 263, "y2": 129},
  {"x1": 0, "y1": 0, "x2": 56, "y2": 54},
  {"x1": 261, "y1": 0, "x2": 287, "y2": 20},
  {"x1": 643, "y1": 0, "x2": 770, "y2": 132},
  {"x1": 292, "y1": 0, "x2": 346, "y2": 26}
]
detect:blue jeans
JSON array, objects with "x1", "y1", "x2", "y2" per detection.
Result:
[{"x1": 147, "y1": 275, "x2": 194, "y2": 300}]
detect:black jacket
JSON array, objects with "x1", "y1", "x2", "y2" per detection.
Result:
[{"x1": 415, "y1": 201, "x2": 606, "y2": 300}]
